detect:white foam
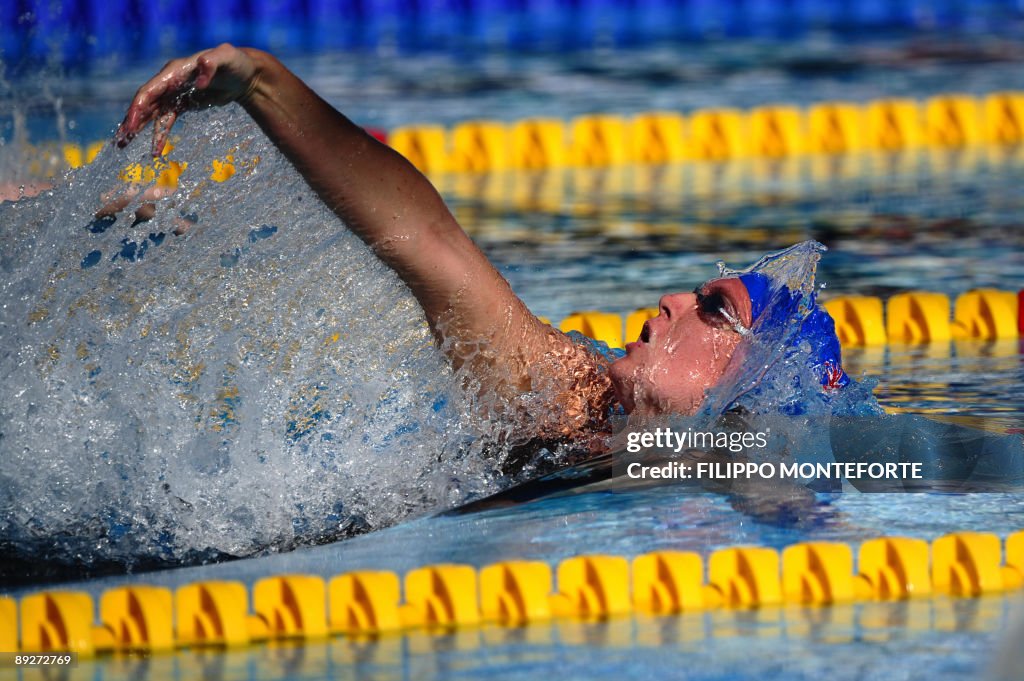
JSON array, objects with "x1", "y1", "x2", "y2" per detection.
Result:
[{"x1": 0, "y1": 107, "x2": 524, "y2": 568}]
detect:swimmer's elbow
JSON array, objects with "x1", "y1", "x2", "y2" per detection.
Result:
[{"x1": 370, "y1": 213, "x2": 473, "y2": 267}]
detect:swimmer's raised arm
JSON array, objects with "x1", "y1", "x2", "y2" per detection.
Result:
[{"x1": 115, "y1": 44, "x2": 569, "y2": 393}]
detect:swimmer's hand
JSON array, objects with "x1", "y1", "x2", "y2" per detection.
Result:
[{"x1": 115, "y1": 43, "x2": 259, "y2": 158}]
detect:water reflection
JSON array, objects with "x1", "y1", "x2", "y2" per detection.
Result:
[{"x1": 58, "y1": 596, "x2": 1014, "y2": 681}]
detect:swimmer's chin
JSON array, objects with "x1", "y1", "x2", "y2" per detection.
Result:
[{"x1": 609, "y1": 363, "x2": 707, "y2": 417}]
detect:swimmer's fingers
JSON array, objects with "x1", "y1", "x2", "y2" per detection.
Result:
[
  {"x1": 152, "y1": 109, "x2": 180, "y2": 159},
  {"x1": 95, "y1": 184, "x2": 175, "y2": 219},
  {"x1": 150, "y1": 53, "x2": 225, "y2": 156},
  {"x1": 96, "y1": 185, "x2": 142, "y2": 218},
  {"x1": 115, "y1": 44, "x2": 258, "y2": 156},
  {"x1": 115, "y1": 56, "x2": 200, "y2": 151}
]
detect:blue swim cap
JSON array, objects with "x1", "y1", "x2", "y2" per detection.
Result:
[{"x1": 738, "y1": 272, "x2": 849, "y2": 391}]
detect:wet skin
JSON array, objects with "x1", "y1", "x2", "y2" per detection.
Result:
[{"x1": 610, "y1": 277, "x2": 753, "y2": 415}]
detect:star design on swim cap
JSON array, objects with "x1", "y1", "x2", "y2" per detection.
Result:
[{"x1": 822, "y1": 360, "x2": 846, "y2": 392}]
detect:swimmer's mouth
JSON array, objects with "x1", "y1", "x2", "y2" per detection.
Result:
[{"x1": 639, "y1": 322, "x2": 651, "y2": 343}]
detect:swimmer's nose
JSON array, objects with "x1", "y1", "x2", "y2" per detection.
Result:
[{"x1": 659, "y1": 292, "x2": 695, "y2": 320}]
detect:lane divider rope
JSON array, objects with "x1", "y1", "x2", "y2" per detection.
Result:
[
  {"x1": 554, "y1": 287, "x2": 1022, "y2": 350},
  {"x1": 14, "y1": 91, "x2": 1024, "y2": 180},
  {"x1": 2, "y1": 531, "x2": 1023, "y2": 655}
]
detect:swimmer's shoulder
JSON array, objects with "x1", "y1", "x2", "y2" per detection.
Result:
[
  {"x1": 504, "y1": 325, "x2": 621, "y2": 446},
  {"x1": 561, "y1": 330, "x2": 626, "y2": 364},
  {"x1": 558, "y1": 330, "x2": 624, "y2": 422}
]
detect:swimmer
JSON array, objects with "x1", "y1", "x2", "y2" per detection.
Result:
[{"x1": 113, "y1": 44, "x2": 846, "y2": 449}]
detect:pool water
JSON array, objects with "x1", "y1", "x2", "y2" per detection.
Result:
[
  {"x1": 1, "y1": 30, "x2": 1023, "y2": 681},
  {"x1": 9, "y1": 489, "x2": 1024, "y2": 680}
]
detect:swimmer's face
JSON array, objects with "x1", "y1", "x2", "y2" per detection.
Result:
[{"x1": 609, "y1": 277, "x2": 753, "y2": 415}]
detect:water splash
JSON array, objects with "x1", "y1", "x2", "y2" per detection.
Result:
[
  {"x1": 704, "y1": 241, "x2": 880, "y2": 418},
  {"x1": 717, "y1": 239, "x2": 823, "y2": 309},
  {"x1": 0, "y1": 107, "x2": 523, "y2": 578}
]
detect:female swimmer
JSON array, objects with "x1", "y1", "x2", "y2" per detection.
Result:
[{"x1": 113, "y1": 44, "x2": 845, "y2": 450}]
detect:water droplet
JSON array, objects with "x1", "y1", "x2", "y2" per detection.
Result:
[
  {"x1": 80, "y1": 250, "x2": 101, "y2": 269},
  {"x1": 220, "y1": 249, "x2": 241, "y2": 267},
  {"x1": 248, "y1": 224, "x2": 278, "y2": 242}
]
